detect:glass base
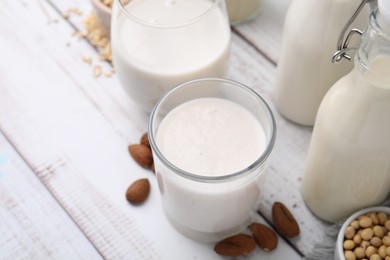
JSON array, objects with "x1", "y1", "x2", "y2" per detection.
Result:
[{"x1": 165, "y1": 213, "x2": 252, "y2": 243}]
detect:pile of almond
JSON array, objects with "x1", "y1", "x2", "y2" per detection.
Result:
[
  {"x1": 214, "y1": 202, "x2": 300, "y2": 256},
  {"x1": 125, "y1": 133, "x2": 154, "y2": 205},
  {"x1": 343, "y1": 212, "x2": 390, "y2": 260},
  {"x1": 128, "y1": 133, "x2": 154, "y2": 171}
]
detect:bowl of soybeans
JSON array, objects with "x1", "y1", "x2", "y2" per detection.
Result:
[{"x1": 336, "y1": 207, "x2": 390, "y2": 260}]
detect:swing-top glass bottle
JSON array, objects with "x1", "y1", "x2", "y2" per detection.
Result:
[{"x1": 302, "y1": 0, "x2": 390, "y2": 222}]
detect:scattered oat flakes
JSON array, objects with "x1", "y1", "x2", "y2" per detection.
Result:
[
  {"x1": 68, "y1": 10, "x2": 114, "y2": 77},
  {"x1": 80, "y1": 31, "x2": 88, "y2": 38},
  {"x1": 71, "y1": 30, "x2": 86, "y2": 41},
  {"x1": 98, "y1": 0, "x2": 129, "y2": 9},
  {"x1": 70, "y1": 7, "x2": 83, "y2": 16},
  {"x1": 104, "y1": 71, "x2": 113, "y2": 77},
  {"x1": 63, "y1": 7, "x2": 83, "y2": 19},
  {"x1": 82, "y1": 13, "x2": 112, "y2": 62},
  {"x1": 81, "y1": 56, "x2": 92, "y2": 65},
  {"x1": 99, "y1": 44, "x2": 112, "y2": 62},
  {"x1": 62, "y1": 12, "x2": 70, "y2": 19},
  {"x1": 93, "y1": 65, "x2": 102, "y2": 77},
  {"x1": 100, "y1": 0, "x2": 113, "y2": 8}
]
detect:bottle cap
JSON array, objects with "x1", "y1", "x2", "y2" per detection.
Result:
[{"x1": 378, "y1": 0, "x2": 390, "y2": 33}]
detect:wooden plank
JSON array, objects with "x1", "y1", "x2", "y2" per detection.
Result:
[
  {"x1": 0, "y1": 133, "x2": 102, "y2": 259},
  {"x1": 0, "y1": 0, "x2": 333, "y2": 258},
  {"x1": 0, "y1": 0, "x2": 303, "y2": 259}
]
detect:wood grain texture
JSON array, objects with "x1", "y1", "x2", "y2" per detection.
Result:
[
  {"x1": 233, "y1": 0, "x2": 291, "y2": 64},
  {"x1": 0, "y1": 0, "x2": 303, "y2": 259},
  {"x1": 0, "y1": 134, "x2": 102, "y2": 260},
  {"x1": 0, "y1": 0, "x2": 335, "y2": 258}
]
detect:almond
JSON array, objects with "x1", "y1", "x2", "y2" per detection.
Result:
[
  {"x1": 248, "y1": 223, "x2": 278, "y2": 251},
  {"x1": 272, "y1": 202, "x2": 300, "y2": 238},
  {"x1": 125, "y1": 178, "x2": 150, "y2": 204},
  {"x1": 140, "y1": 132, "x2": 151, "y2": 148},
  {"x1": 128, "y1": 144, "x2": 153, "y2": 168},
  {"x1": 214, "y1": 234, "x2": 256, "y2": 256}
]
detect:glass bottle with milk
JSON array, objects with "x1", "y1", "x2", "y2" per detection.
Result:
[
  {"x1": 274, "y1": 0, "x2": 369, "y2": 126},
  {"x1": 111, "y1": 0, "x2": 231, "y2": 112},
  {"x1": 302, "y1": 0, "x2": 390, "y2": 222}
]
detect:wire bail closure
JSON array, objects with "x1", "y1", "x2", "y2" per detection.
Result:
[{"x1": 332, "y1": 0, "x2": 377, "y2": 63}]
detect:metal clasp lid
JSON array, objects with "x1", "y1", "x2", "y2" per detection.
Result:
[{"x1": 332, "y1": 0, "x2": 377, "y2": 63}]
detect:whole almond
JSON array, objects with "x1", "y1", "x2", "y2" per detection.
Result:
[
  {"x1": 272, "y1": 202, "x2": 300, "y2": 238},
  {"x1": 140, "y1": 132, "x2": 151, "y2": 148},
  {"x1": 128, "y1": 144, "x2": 153, "y2": 168},
  {"x1": 214, "y1": 234, "x2": 256, "y2": 257},
  {"x1": 249, "y1": 223, "x2": 278, "y2": 251},
  {"x1": 125, "y1": 178, "x2": 150, "y2": 204}
]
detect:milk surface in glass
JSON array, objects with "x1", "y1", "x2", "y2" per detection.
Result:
[
  {"x1": 111, "y1": 0, "x2": 230, "y2": 112},
  {"x1": 302, "y1": 54, "x2": 390, "y2": 222},
  {"x1": 155, "y1": 97, "x2": 267, "y2": 241}
]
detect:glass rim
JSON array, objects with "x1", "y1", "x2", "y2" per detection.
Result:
[
  {"x1": 148, "y1": 78, "x2": 277, "y2": 183},
  {"x1": 117, "y1": 0, "x2": 222, "y2": 29}
]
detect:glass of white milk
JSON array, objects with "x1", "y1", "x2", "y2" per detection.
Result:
[
  {"x1": 148, "y1": 78, "x2": 276, "y2": 242},
  {"x1": 111, "y1": 0, "x2": 231, "y2": 112}
]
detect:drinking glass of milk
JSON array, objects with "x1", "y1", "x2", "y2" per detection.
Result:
[
  {"x1": 149, "y1": 78, "x2": 276, "y2": 242},
  {"x1": 111, "y1": 0, "x2": 231, "y2": 112}
]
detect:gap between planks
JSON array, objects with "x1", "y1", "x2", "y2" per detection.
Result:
[
  {"x1": 257, "y1": 210, "x2": 305, "y2": 257},
  {"x1": 232, "y1": 26, "x2": 277, "y2": 67}
]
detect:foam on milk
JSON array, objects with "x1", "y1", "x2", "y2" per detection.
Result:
[{"x1": 156, "y1": 97, "x2": 267, "y2": 176}]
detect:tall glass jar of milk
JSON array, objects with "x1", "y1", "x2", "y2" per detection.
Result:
[
  {"x1": 111, "y1": 0, "x2": 231, "y2": 112},
  {"x1": 225, "y1": 0, "x2": 261, "y2": 24},
  {"x1": 274, "y1": 0, "x2": 369, "y2": 126},
  {"x1": 302, "y1": 0, "x2": 390, "y2": 222}
]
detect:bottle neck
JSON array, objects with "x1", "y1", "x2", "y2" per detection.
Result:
[{"x1": 355, "y1": 10, "x2": 390, "y2": 85}]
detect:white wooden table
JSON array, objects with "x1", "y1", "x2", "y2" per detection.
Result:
[{"x1": 0, "y1": 0, "x2": 335, "y2": 259}]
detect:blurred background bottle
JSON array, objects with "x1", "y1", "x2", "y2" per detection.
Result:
[{"x1": 274, "y1": 0, "x2": 369, "y2": 126}]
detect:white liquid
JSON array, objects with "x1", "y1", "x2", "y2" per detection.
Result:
[
  {"x1": 225, "y1": 0, "x2": 261, "y2": 24},
  {"x1": 155, "y1": 98, "x2": 267, "y2": 241},
  {"x1": 274, "y1": 0, "x2": 368, "y2": 126},
  {"x1": 302, "y1": 55, "x2": 390, "y2": 222},
  {"x1": 112, "y1": 0, "x2": 230, "y2": 112}
]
